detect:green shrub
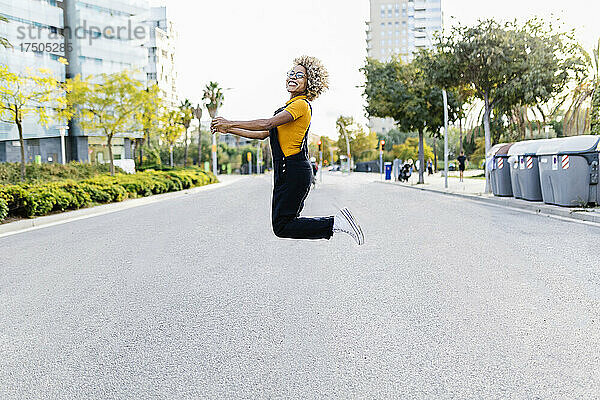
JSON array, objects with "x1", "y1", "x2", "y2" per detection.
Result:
[
  {"x1": 0, "y1": 168, "x2": 217, "y2": 221},
  {"x1": 0, "y1": 162, "x2": 125, "y2": 185},
  {"x1": 0, "y1": 198, "x2": 8, "y2": 222}
]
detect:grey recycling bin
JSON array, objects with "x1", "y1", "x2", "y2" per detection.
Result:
[
  {"x1": 507, "y1": 139, "x2": 550, "y2": 201},
  {"x1": 537, "y1": 135, "x2": 600, "y2": 207},
  {"x1": 487, "y1": 143, "x2": 514, "y2": 197}
]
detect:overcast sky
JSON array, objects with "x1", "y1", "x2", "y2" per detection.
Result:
[{"x1": 155, "y1": 0, "x2": 599, "y2": 138}]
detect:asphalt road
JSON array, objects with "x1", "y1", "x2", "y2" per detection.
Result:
[{"x1": 1, "y1": 172, "x2": 599, "y2": 399}]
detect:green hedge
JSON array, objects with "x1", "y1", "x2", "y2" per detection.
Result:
[
  {"x1": 0, "y1": 162, "x2": 124, "y2": 185},
  {"x1": 0, "y1": 169, "x2": 217, "y2": 222},
  {"x1": 0, "y1": 198, "x2": 7, "y2": 222}
]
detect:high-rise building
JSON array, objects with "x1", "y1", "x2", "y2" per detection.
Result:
[
  {"x1": 142, "y1": 6, "x2": 178, "y2": 110},
  {"x1": 366, "y1": 0, "x2": 442, "y2": 135},
  {"x1": 0, "y1": 0, "x2": 67, "y2": 163},
  {"x1": 62, "y1": 0, "x2": 150, "y2": 163}
]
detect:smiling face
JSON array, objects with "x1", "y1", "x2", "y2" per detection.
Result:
[{"x1": 286, "y1": 65, "x2": 308, "y2": 97}]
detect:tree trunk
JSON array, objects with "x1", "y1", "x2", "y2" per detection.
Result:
[
  {"x1": 16, "y1": 115, "x2": 26, "y2": 182},
  {"x1": 138, "y1": 137, "x2": 145, "y2": 165},
  {"x1": 459, "y1": 117, "x2": 463, "y2": 154},
  {"x1": 169, "y1": 145, "x2": 174, "y2": 167},
  {"x1": 184, "y1": 129, "x2": 189, "y2": 167},
  {"x1": 483, "y1": 92, "x2": 492, "y2": 193},
  {"x1": 107, "y1": 134, "x2": 115, "y2": 176},
  {"x1": 418, "y1": 127, "x2": 424, "y2": 184}
]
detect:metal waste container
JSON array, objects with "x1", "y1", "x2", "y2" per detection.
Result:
[
  {"x1": 537, "y1": 135, "x2": 600, "y2": 207},
  {"x1": 487, "y1": 143, "x2": 514, "y2": 197},
  {"x1": 507, "y1": 140, "x2": 550, "y2": 201},
  {"x1": 384, "y1": 162, "x2": 392, "y2": 180}
]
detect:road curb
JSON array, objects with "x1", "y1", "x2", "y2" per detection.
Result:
[
  {"x1": 376, "y1": 180, "x2": 600, "y2": 226},
  {"x1": 0, "y1": 176, "x2": 247, "y2": 238}
]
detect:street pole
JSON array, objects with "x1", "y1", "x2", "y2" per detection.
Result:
[
  {"x1": 59, "y1": 126, "x2": 67, "y2": 165},
  {"x1": 256, "y1": 141, "x2": 260, "y2": 174},
  {"x1": 443, "y1": 89, "x2": 449, "y2": 189},
  {"x1": 319, "y1": 149, "x2": 323, "y2": 183},
  {"x1": 380, "y1": 148, "x2": 383, "y2": 180},
  {"x1": 416, "y1": 26, "x2": 448, "y2": 186},
  {"x1": 344, "y1": 128, "x2": 351, "y2": 173},
  {"x1": 212, "y1": 132, "x2": 217, "y2": 175}
]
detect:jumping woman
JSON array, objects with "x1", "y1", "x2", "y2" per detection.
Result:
[{"x1": 210, "y1": 56, "x2": 364, "y2": 245}]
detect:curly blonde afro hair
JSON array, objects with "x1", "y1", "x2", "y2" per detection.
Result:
[{"x1": 293, "y1": 55, "x2": 329, "y2": 101}]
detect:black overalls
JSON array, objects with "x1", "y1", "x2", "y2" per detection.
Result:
[{"x1": 269, "y1": 100, "x2": 334, "y2": 240}]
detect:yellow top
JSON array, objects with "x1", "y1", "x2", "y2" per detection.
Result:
[{"x1": 279, "y1": 95, "x2": 311, "y2": 157}]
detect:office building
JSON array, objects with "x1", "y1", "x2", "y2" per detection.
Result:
[
  {"x1": 63, "y1": 0, "x2": 150, "y2": 163},
  {"x1": 366, "y1": 0, "x2": 442, "y2": 135},
  {"x1": 142, "y1": 6, "x2": 178, "y2": 110},
  {"x1": 0, "y1": 0, "x2": 67, "y2": 163}
]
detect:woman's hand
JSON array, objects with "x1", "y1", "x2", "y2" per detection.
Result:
[{"x1": 211, "y1": 117, "x2": 233, "y2": 134}]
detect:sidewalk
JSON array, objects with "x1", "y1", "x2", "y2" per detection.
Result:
[{"x1": 378, "y1": 169, "x2": 600, "y2": 225}]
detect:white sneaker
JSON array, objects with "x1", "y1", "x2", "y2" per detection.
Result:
[{"x1": 333, "y1": 207, "x2": 365, "y2": 245}]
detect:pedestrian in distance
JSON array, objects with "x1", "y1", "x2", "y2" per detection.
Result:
[
  {"x1": 457, "y1": 151, "x2": 467, "y2": 182},
  {"x1": 211, "y1": 56, "x2": 364, "y2": 245},
  {"x1": 427, "y1": 159, "x2": 433, "y2": 176}
]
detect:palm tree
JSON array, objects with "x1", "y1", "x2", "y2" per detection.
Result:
[
  {"x1": 178, "y1": 99, "x2": 194, "y2": 167},
  {"x1": 1, "y1": 16, "x2": 11, "y2": 49},
  {"x1": 202, "y1": 82, "x2": 224, "y2": 174},
  {"x1": 563, "y1": 39, "x2": 599, "y2": 136}
]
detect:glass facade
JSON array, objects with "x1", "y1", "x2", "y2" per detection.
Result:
[
  {"x1": 64, "y1": 0, "x2": 151, "y2": 161},
  {"x1": 0, "y1": 0, "x2": 66, "y2": 144}
]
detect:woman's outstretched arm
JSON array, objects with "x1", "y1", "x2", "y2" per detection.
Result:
[{"x1": 211, "y1": 110, "x2": 294, "y2": 133}]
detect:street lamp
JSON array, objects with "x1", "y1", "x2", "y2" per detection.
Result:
[
  {"x1": 414, "y1": 26, "x2": 449, "y2": 189},
  {"x1": 56, "y1": 125, "x2": 69, "y2": 164},
  {"x1": 194, "y1": 104, "x2": 203, "y2": 167}
]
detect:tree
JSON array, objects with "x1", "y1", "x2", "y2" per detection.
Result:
[
  {"x1": 0, "y1": 65, "x2": 72, "y2": 180},
  {"x1": 137, "y1": 84, "x2": 162, "y2": 166},
  {"x1": 68, "y1": 71, "x2": 146, "y2": 175},
  {"x1": 335, "y1": 116, "x2": 377, "y2": 164},
  {"x1": 362, "y1": 57, "x2": 457, "y2": 184},
  {"x1": 434, "y1": 18, "x2": 585, "y2": 190},
  {"x1": 160, "y1": 109, "x2": 185, "y2": 167},
  {"x1": 392, "y1": 137, "x2": 434, "y2": 163},
  {"x1": 178, "y1": 99, "x2": 194, "y2": 167},
  {"x1": 0, "y1": 15, "x2": 10, "y2": 49},
  {"x1": 563, "y1": 38, "x2": 599, "y2": 136}
]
